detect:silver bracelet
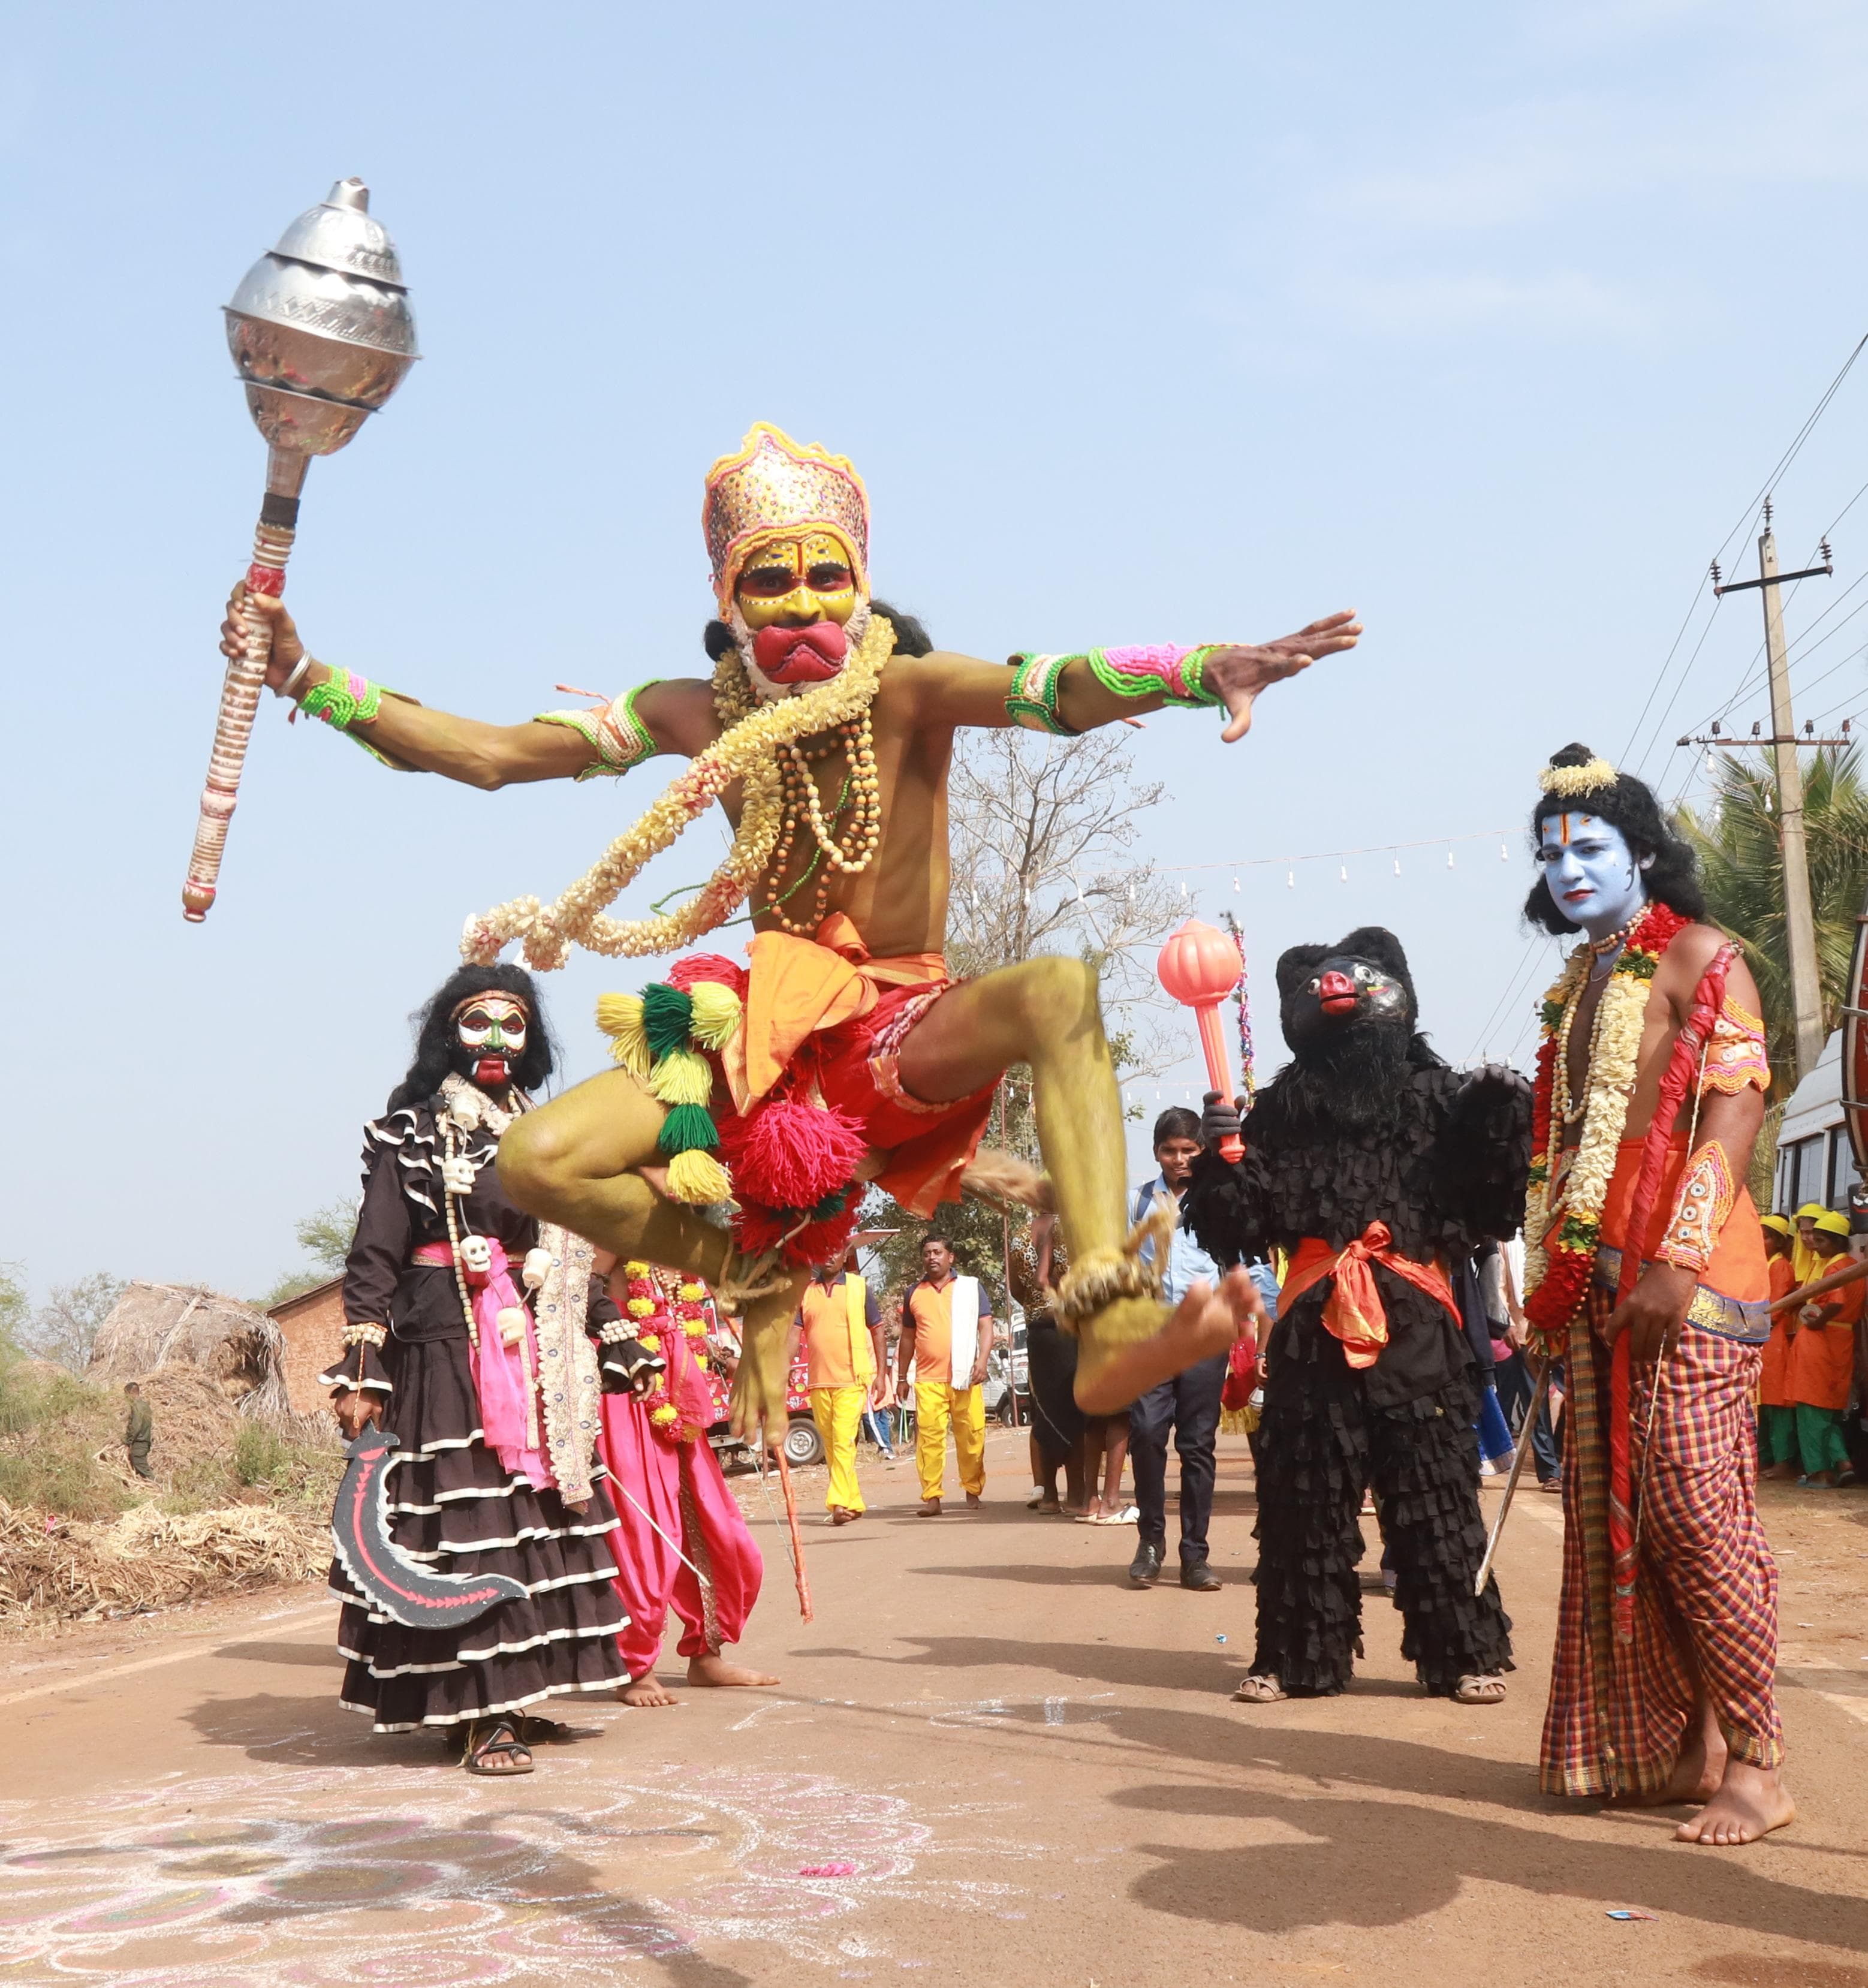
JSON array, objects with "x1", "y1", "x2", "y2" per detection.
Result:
[{"x1": 277, "y1": 652, "x2": 317, "y2": 702}]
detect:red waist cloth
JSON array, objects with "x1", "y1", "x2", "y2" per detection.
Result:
[
  {"x1": 690, "y1": 914, "x2": 999, "y2": 1264},
  {"x1": 1281, "y1": 1224, "x2": 1460, "y2": 1369}
]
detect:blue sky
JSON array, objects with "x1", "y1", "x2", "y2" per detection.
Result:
[{"x1": 7, "y1": 1, "x2": 1868, "y2": 1301}]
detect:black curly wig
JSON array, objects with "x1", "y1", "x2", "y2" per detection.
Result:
[
  {"x1": 1524, "y1": 743, "x2": 1706, "y2": 935},
  {"x1": 385, "y1": 963, "x2": 558, "y2": 1113},
  {"x1": 702, "y1": 599, "x2": 933, "y2": 662}
]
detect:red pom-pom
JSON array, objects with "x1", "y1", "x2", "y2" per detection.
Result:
[
  {"x1": 719, "y1": 1095, "x2": 867, "y2": 1210},
  {"x1": 782, "y1": 1200, "x2": 863, "y2": 1268},
  {"x1": 731, "y1": 1202, "x2": 793, "y2": 1258},
  {"x1": 669, "y1": 953, "x2": 748, "y2": 998}
]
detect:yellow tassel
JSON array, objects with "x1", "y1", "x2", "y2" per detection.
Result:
[
  {"x1": 687, "y1": 981, "x2": 743, "y2": 1050},
  {"x1": 648, "y1": 1045, "x2": 715, "y2": 1107},
  {"x1": 595, "y1": 993, "x2": 650, "y2": 1077},
  {"x1": 666, "y1": 1148, "x2": 732, "y2": 1204}
]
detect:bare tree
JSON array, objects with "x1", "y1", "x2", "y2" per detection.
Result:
[{"x1": 31, "y1": 1273, "x2": 128, "y2": 1374}]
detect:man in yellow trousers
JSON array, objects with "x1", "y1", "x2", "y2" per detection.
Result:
[
  {"x1": 797, "y1": 1250, "x2": 888, "y2": 1524},
  {"x1": 897, "y1": 1234, "x2": 993, "y2": 1517}
]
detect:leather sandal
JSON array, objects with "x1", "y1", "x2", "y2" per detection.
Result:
[{"x1": 464, "y1": 1716, "x2": 534, "y2": 1775}]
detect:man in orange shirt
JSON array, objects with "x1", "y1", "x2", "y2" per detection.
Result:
[
  {"x1": 1782, "y1": 1212, "x2": 1860, "y2": 1488},
  {"x1": 896, "y1": 1235, "x2": 992, "y2": 1516},
  {"x1": 1757, "y1": 1215, "x2": 1799, "y2": 1480},
  {"x1": 796, "y1": 1251, "x2": 887, "y2": 1523}
]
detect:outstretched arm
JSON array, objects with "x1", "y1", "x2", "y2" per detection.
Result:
[
  {"x1": 900, "y1": 613, "x2": 1360, "y2": 742},
  {"x1": 219, "y1": 587, "x2": 720, "y2": 790}
]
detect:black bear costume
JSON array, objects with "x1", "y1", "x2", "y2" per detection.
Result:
[{"x1": 1184, "y1": 927, "x2": 1530, "y2": 1699}]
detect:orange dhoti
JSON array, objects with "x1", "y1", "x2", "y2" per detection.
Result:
[{"x1": 685, "y1": 914, "x2": 998, "y2": 1266}]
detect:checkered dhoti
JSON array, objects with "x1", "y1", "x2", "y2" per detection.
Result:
[{"x1": 1539, "y1": 1285, "x2": 1783, "y2": 1798}]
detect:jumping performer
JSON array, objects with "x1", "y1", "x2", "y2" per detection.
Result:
[
  {"x1": 598, "y1": 1261, "x2": 777, "y2": 1704},
  {"x1": 1186, "y1": 927, "x2": 1529, "y2": 1704},
  {"x1": 224, "y1": 422, "x2": 1324, "y2": 1424},
  {"x1": 1520, "y1": 744, "x2": 1791, "y2": 1846},
  {"x1": 320, "y1": 964, "x2": 662, "y2": 1775}
]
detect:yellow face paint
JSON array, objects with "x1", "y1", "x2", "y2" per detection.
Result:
[{"x1": 733, "y1": 531, "x2": 859, "y2": 630}]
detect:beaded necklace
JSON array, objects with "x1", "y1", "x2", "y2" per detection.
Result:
[{"x1": 758, "y1": 712, "x2": 883, "y2": 933}]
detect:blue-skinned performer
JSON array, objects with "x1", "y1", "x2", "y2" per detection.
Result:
[
  {"x1": 1185, "y1": 927, "x2": 1530, "y2": 1706},
  {"x1": 1517, "y1": 745, "x2": 1791, "y2": 1848}
]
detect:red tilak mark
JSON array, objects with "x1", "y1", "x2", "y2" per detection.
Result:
[{"x1": 246, "y1": 564, "x2": 287, "y2": 597}]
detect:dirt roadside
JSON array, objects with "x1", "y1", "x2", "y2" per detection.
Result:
[{"x1": 5, "y1": 1429, "x2": 1866, "y2": 1988}]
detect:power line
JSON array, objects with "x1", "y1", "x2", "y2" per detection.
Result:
[{"x1": 1156, "y1": 827, "x2": 1513, "y2": 876}]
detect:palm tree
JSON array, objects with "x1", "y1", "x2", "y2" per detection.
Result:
[{"x1": 1678, "y1": 745, "x2": 1868, "y2": 1167}]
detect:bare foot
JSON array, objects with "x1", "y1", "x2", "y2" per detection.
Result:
[
  {"x1": 1674, "y1": 1759, "x2": 1796, "y2": 1845},
  {"x1": 917, "y1": 1499, "x2": 943, "y2": 1517},
  {"x1": 1619, "y1": 1718, "x2": 1728, "y2": 1807},
  {"x1": 830, "y1": 1506, "x2": 859, "y2": 1525},
  {"x1": 617, "y1": 1673, "x2": 678, "y2": 1708},
  {"x1": 688, "y1": 1652, "x2": 779, "y2": 1689},
  {"x1": 1075, "y1": 1272, "x2": 1260, "y2": 1413},
  {"x1": 965, "y1": 1492, "x2": 983, "y2": 1508},
  {"x1": 1760, "y1": 1461, "x2": 1798, "y2": 1481}
]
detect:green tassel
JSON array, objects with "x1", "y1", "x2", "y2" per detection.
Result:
[
  {"x1": 656, "y1": 1102, "x2": 718, "y2": 1155},
  {"x1": 641, "y1": 981, "x2": 695, "y2": 1062}
]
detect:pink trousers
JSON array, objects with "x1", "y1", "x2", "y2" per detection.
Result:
[{"x1": 597, "y1": 1393, "x2": 764, "y2": 1679}]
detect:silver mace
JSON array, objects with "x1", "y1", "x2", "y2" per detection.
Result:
[{"x1": 182, "y1": 179, "x2": 419, "y2": 921}]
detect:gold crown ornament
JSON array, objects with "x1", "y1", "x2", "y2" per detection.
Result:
[{"x1": 702, "y1": 423, "x2": 869, "y2": 613}]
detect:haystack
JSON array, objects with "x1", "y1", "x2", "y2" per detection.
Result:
[
  {"x1": 88, "y1": 1282, "x2": 294, "y2": 1421},
  {"x1": 0, "y1": 1498, "x2": 327, "y2": 1622}
]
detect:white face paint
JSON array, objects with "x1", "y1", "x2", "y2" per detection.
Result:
[
  {"x1": 454, "y1": 995, "x2": 528, "y2": 1086},
  {"x1": 1534, "y1": 814, "x2": 1650, "y2": 940}
]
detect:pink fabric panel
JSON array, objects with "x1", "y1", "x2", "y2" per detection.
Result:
[{"x1": 596, "y1": 1392, "x2": 763, "y2": 1676}]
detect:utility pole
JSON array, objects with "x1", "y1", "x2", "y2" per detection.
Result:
[{"x1": 1682, "y1": 501, "x2": 1839, "y2": 1083}]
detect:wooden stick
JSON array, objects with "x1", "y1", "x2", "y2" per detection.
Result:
[
  {"x1": 1768, "y1": 1252, "x2": 1868, "y2": 1315},
  {"x1": 772, "y1": 1445, "x2": 814, "y2": 1623},
  {"x1": 1473, "y1": 1361, "x2": 1550, "y2": 1599},
  {"x1": 183, "y1": 514, "x2": 294, "y2": 920}
]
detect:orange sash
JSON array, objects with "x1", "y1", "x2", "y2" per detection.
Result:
[
  {"x1": 1281, "y1": 1223, "x2": 1460, "y2": 1370},
  {"x1": 726, "y1": 911, "x2": 948, "y2": 1113}
]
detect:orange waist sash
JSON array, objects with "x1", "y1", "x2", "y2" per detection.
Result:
[
  {"x1": 725, "y1": 911, "x2": 948, "y2": 1114},
  {"x1": 1282, "y1": 1223, "x2": 1460, "y2": 1370}
]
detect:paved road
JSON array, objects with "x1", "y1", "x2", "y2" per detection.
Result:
[{"x1": 7, "y1": 1427, "x2": 1866, "y2": 1987}]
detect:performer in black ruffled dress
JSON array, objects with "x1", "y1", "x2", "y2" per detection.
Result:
[
  {"x1": 320, "y1": 964, "x2": 661, "y2": 1774},
  {"x1": 1186, "y1": 927, "x2": 1530, "y2": 1707}
]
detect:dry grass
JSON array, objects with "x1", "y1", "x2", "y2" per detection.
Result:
[
  {"x1": 0, "y1": 1357, "x2": 343, "y2": 1629},
  {"x1": 0, "y1": 1498, "x2": 328, "y2": 1623}
]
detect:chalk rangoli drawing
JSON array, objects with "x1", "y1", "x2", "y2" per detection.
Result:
[{"x1": 0, "y1": 1755, "x2": 1042, "y2": 1985}]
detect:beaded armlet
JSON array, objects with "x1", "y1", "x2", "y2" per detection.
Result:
[
  {"x1": 299, "y1": 668, "x2": 411, "y2": 769},
  {"x1": 1006, "y1": 646, "x2": 1225, "y2": 733},
  {"x1": 1701, "y1": 995, "x2": 1770, "y2": 1097},
  {"x1": 535, "y1": 681, "x2": 662, "y2": 781},
  {"x1": 1656, "y1": 1138, "x2": 1736, "y2": 1275}
]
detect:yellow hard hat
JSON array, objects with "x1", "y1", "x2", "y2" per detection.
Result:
[
  {"x1": 1759, "y1": 1213, "x2": 1793, "y2": 1237},
  {"x1": 1795, "y1": 1201, "x2": 1827, "y2": 1221},
  {"x1": 1814, "y1": 1209, "x2": 1852, "y2": 1239}
]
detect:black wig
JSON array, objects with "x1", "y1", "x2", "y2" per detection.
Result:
[
  {"x1": 385, "y1": 963, "x2": 558, "y2": 1113},
  {"x1": 1523, "y1": 743, "x2": 1706, "y2": 934},
  {"x1": 702, "y1": 599, "x2": 933, "y2": 663}
]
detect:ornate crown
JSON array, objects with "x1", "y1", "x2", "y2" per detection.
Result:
[{"x1": 702, "y1": 423, "x2": 869, "y2": 614}]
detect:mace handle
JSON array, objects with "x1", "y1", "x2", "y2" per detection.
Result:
[
  {"x1": 182, "y1": 511, "x2": 296, "y2": 920},
  {"x1": 1193, "y1": 1002, "x2": 1244, "y2": 1161}
]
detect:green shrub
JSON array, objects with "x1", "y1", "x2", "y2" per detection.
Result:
[{"x1": 233, "y1": 1420, "x2": 291, "y2": 1487}]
